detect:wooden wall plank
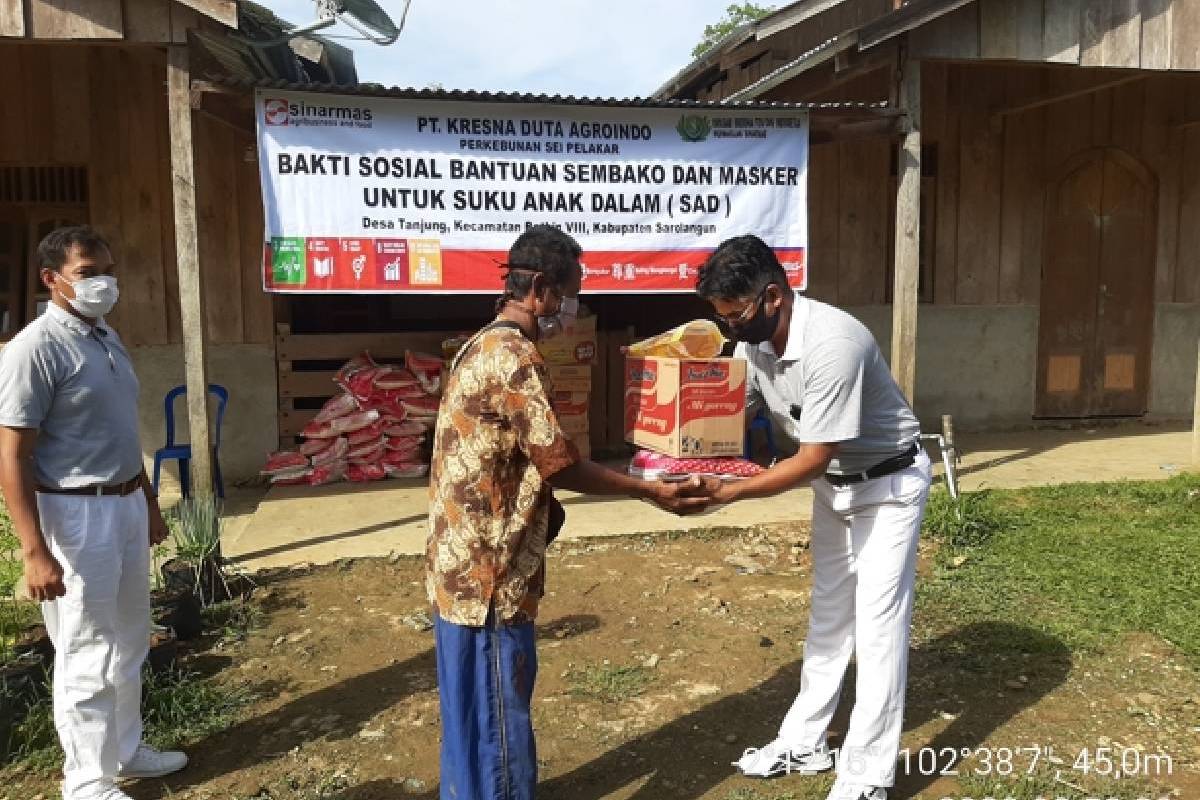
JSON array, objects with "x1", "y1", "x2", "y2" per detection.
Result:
[
  {"x1": 1140, "y1": 0, "x2": 1173, "y2": 70},
  {"x1": 114, "y1": 47, "x2": 168, "y2": 345},
  {"x1": 0, "y1": 1, "x2": 25, "y2": 36},
  {"x1": 999, "y1": 68, "x2": 1045, "y2": 304},
  {"x1": 1106, "y1": 0, "x2": 1143, "y2": 67},
  {"x1": 981, "y1": 0, "x2": 1019, "y2": 59},
  {"x1": 238, "y1": 136, "x2": 272, "y2": 344},
  {"x1": 87, "y1": 47, "x2": 127, "y2": 324},
  {"x1": 1093, "y1": 86, "x2": 1114, "y2": 145},
  {"x1": 1171, "y1": 0, "x2": 1200, "y2": 70},
  {"x1": 1044, "y1": 0, "x2": 1083, "y2": 63},
  {"x1": 196, "y1": 115, "x2": 244, "y2": 344},
  {"x1": 806, "y1": 143, "x2": 839, "y2": 303},
  {"x1": 955, "y1": 67, "x2": 1005, "y2": 305},
  {"x1": 1080, "y1": 0, "x2": 1113, "y2": 67},
  {"x1": 155, "y1": 44, "x2": 182, "y2": 345},
  {"x1": 1110, "y1": 78, "x2": 1145, "y2": 154},
  {"x1": 0, "y1": 46, "x2": 27, "y2": 159},
  {"x1": 1177, "y1": 82, "x2": 1200, "y2": 302},
  {"x1": 1018, "y1": 106, "x2": 1047, "y2": 305},
  {"x1": 122, "y1": 0, "x2": 171, "y2": 42},
  {"x1": 19, "y1": 46, "x2": 52, "y2": 163},
  {"x1": 934, "y1": 64, "x2": 960, "y2": 306},
  {"x1": 909, "y1": 3, "x2": 980, "y2": 60},
  {"x1": 1016, "y1": 0, "x2": 1045, "y2": 60},
  {"x1": 49, "y1": 45, "x2": 89, "y2": 162},
  {"x1": 30, "y1": 0, "x2": 123, "y2": 39},
  {"x1": 1043, "y1": 71, "x2": 1096, "y2": 173},
  {"x1": 1144, "y1": 74, "x2": 1180, "y2": 303},
  {"x1": 837, "y1": 137, "x2": 889, "y2": 305}
]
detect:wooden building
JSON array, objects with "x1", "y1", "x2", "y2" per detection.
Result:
[
  {"x1": 659, "y1": 0, "x2": 1200, "y2": 435},
  {"x1": 0, "y1": 0, "x2": 356, "y2": 488}
]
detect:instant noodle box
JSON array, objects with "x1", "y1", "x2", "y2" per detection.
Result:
[{"x1": 624, "y1": 356, "x2": 747, "y2": 458}]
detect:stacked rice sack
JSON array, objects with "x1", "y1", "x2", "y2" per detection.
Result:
[{"x1": 260, "y1": 350, "x2": 443, "y2": 486}]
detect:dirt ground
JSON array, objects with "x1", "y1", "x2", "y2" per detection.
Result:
[{"x1": 5, "y1": 524, "x2": 1198, "y2": 800}]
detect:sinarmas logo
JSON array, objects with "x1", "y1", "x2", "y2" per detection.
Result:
[
  {"x1": 263, "y1": 98, "x2": 375, "y2": 127},
  {"x1": 676, "y1": 115, "x2": 712, "y2": 142},
  {"x1": 263, "y1": 98, "x2": 290, "y2": 126}
]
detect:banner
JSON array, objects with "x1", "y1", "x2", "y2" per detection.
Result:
[{"x1": 256, "y1": 89, "x2": 808, "y2": 294}]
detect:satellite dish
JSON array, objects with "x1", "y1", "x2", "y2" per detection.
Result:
[{"x1": 251, "y1": 0, "x2": 410, "y2": 47}]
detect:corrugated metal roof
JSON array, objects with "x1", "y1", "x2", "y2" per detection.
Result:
[
  {"x1": 216, "y1": 76, "x2": 891, "y2": 112},
  {"x1": 723, "y1": 33, "x2": 855, "y2": 103}
]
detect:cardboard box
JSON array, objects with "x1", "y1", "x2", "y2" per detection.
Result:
[
  {"x1": 552, "y1": 392, "x2": 590, "y2": 417},
  {"x1": 547, "y1": 364, "x2": 592, "y2": 392},
  {"x1": 537, "y1": 315, "x2": 598, "y2": 366},
  {"x1": 558, "y1": 412, "x2": 590, "y2": 435},
  {"x1": 624, "y1": 356, "x2": 747, "y2": 457},
  {"x1": 570, "y1": 433, "x2": 592, "y2": 461}
]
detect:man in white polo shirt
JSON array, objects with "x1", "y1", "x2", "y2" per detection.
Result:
[
  {"x1": 694, "y1": 235, "x2": 931, "y2": 800},
  {"x1": 0, "y1": 227, "x2": 187, "y2": 800}
]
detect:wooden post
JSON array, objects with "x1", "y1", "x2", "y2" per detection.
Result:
[
  {"x1": 890, "y1": 53, "x2": 921, "y2": 404},
  {"x1": 167, "y1": 44, "x2": 215, "y2": 498}
]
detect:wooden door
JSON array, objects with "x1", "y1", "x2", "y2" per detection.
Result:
[{"x1": 1036, "y1": 148, "x2": 1156, "y2": 418}]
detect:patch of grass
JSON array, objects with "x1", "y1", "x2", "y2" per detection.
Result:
[
  {"x1": 923, "y1": 487, "x2": 1011, "y2": 551},
  {"x1": 724, "y1": 789, "x2": 802, "y2": 800},
  {"x1": 202, "y1": 600, "x2": 263, "y2": 643},
  {"x1": 4, "y1": 667, "x2": 252, "y2": 768},
  {"x1": 568, "y1": 663, "x2": 654, "y2": 703},
  {"x1": 957, "y1": 768, "x2": 1162, "y2": 800},
  {"x1": 919, "y1": 475, "x2": 1200, "y2": 660}
]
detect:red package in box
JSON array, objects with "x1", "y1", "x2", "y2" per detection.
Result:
[{"x1": 624, "y1": 357, "x2": 747, "y2": 458}]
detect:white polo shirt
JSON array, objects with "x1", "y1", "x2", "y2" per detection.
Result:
[
  {"x1": 737, "y1": 293, "x2": 920, "y2": 475},
  {"x1": 0, "y1": 303, "x2": 143, "y2": 489}
]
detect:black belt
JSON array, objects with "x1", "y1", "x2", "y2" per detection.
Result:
[
  {"x1": 37, "y1": 478, "x2": 142, "y2": 497},
  {"x1": 823, "y1": 444, "x2": 920, "y2": 487}
]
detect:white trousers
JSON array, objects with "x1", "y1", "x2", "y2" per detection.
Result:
[
  {"x1": 778, "y1": 452, "x2": 931, "y2": 787},
  {"x1": 38, "y1": 490, "x2": 150, "y2": 800}
]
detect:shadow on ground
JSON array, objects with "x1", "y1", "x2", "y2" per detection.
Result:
[
  {"x1": 142, "y1": 620, "x2": 1069, "y2": 800},
  {"x1": 150, "y1": 615, "x2": 602, "y2": 794}
]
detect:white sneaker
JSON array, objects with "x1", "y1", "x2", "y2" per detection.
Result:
[
  {"x1": 733, "y1": 738, "x2": 834, "y2": 777},
  {"x1": 827, "y1": 780, "x2": 887, "y2": 800},
  {"x1": 117, "y1": 743, "x2": 189, "y2": 778}
]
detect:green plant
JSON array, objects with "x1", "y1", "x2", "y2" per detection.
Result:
[
  {"x1": 171, "y1": 496, "x2": 223, "y2": 563},
  {"x1": 169, "y1": 496, "x2": 231, "y2": 606},
  {"x1": 923, "y1": 487, "x2": 1010, "y2": 550},
  {"x1": 4, "y1": 666, "x2": 252, "y2": 767},
  {"x1": 568, "y1": 663, "x2": 654, "y2": 703}
]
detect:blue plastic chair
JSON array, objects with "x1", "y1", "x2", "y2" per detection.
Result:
[
  {"x1": 153, "y1": 384, "x2": 228, "y2": 498},
  {"x1": 744, "y1": 408, "x2": 778, "y2": 463}
]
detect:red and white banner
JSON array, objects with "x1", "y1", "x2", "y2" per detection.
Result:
[{"x1": 255, "y1": 90, "x2": 808, "y2": 294}]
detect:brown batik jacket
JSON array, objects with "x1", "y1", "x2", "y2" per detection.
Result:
[{"x1": 425, "y1": 324, "x2": 579, "y2": 626}]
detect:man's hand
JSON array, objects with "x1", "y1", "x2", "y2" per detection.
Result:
[
  {"x1": 148, "y1": 507, "x2": 170, "y2": 547},
  {"x1": 23, "y1": 548, "x2": 66, "y2": 602},
  {"x1": 646, "y1": 477, "x2": 714, "y2": 515}
]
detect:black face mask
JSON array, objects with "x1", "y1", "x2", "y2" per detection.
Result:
[{"x1": 722, "y1": 294, "x2": 779, "y2": 345}]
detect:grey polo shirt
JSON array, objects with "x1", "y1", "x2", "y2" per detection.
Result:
[
  {"x1": 0, "y1": 303, "x2": 143, "y2": 489},
  {"x1": 737, "y1": 293, "x2": 920, "y2": 475}
]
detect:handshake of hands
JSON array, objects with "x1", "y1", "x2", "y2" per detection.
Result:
[{"x1": 643, "y1": 475, "x2": 730, "y2": 515}]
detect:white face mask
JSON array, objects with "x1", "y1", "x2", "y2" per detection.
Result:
[{"x1": 60, "y1": 274, "x2": 119, "y2": 318}]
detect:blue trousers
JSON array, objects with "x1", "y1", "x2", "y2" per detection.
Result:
[{"x1": 435, "y1": 613, "x2": 538, "y2": 800}]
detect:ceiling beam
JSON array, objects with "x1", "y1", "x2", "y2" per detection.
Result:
[
  {"x1": 173, "y1": 0, "x2": 237, "y2": 28},
  {"x1": 991, "y1": 73, "x2": 1146, "y2": 122}
]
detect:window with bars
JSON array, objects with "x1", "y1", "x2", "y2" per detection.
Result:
[{"x1": 0, "y1": 165, "x2": 90, "y2": 339}]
